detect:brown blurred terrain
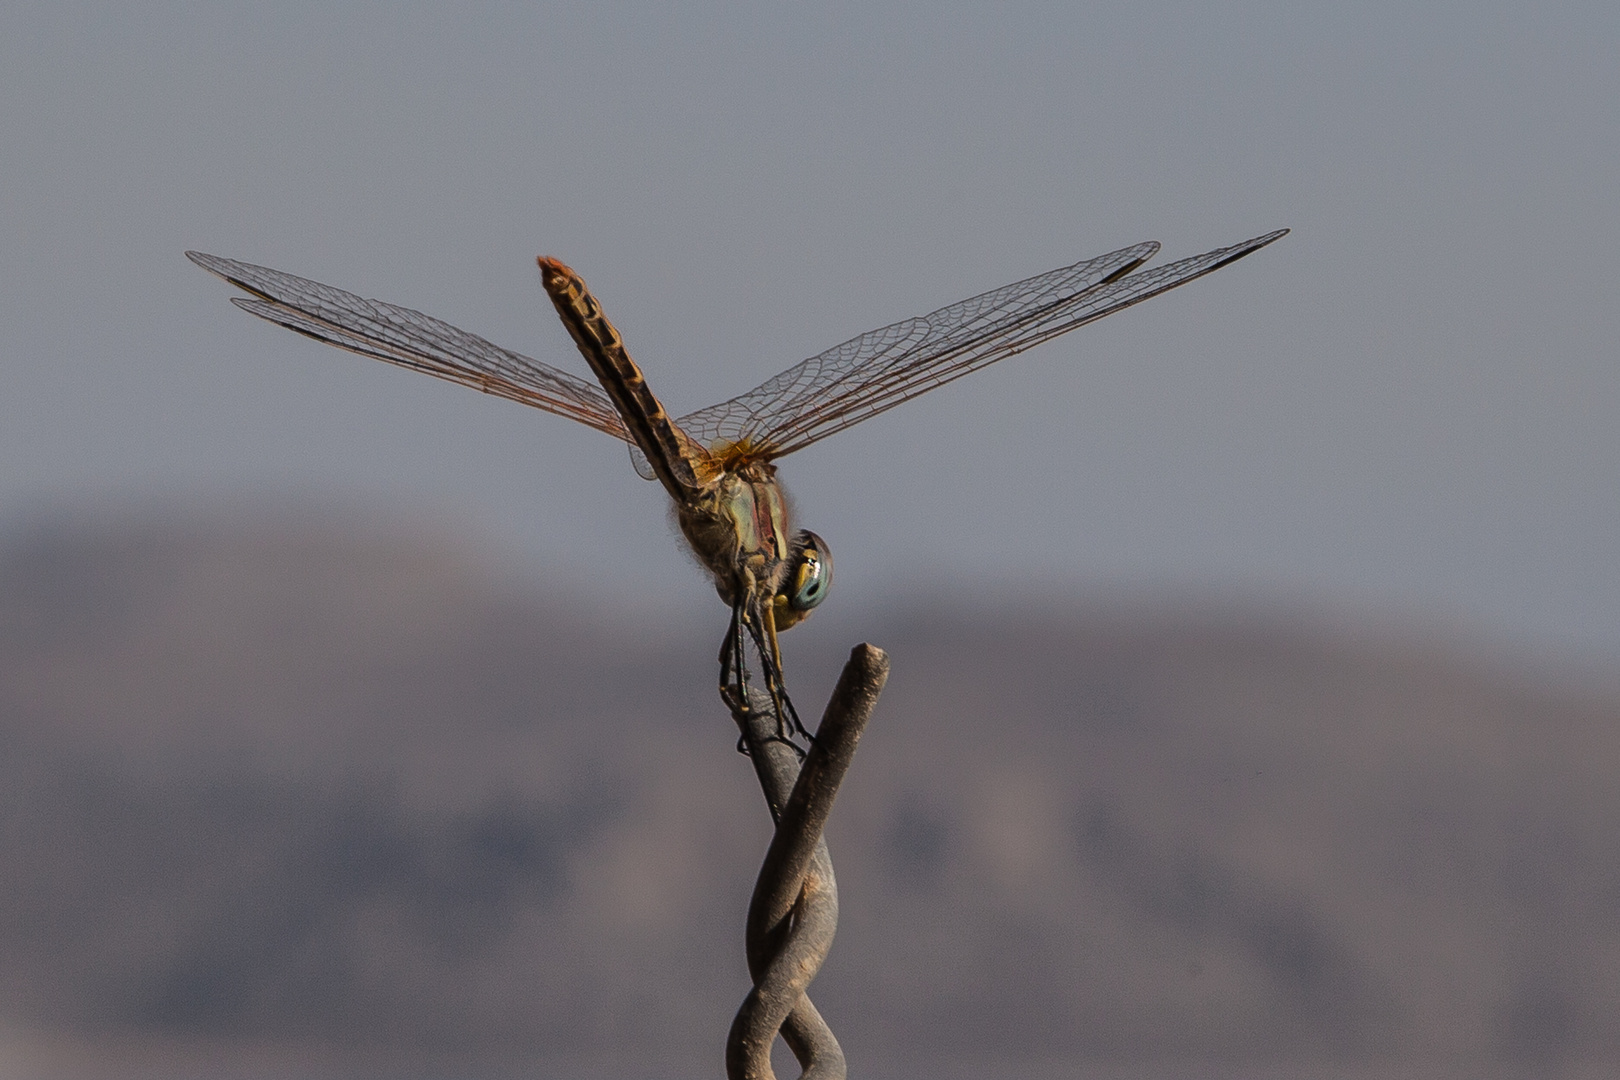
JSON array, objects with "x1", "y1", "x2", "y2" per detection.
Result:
[{"x1": 1, "y1": 508, "x2": 1617, "y2": 1080}]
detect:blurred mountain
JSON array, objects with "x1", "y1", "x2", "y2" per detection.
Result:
[{"x1": 1, "y1": 508, "x2": 1617, "y2": 1080}]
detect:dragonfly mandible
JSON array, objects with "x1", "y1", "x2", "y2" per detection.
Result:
[{"x1": 188, "y1": 227, "x2": 1288, "y2": 745}]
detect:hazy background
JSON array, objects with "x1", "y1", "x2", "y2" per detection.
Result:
[
  {"x1": 2, "y1": 2, "x2": 1618, "y2": 1077},
  {"x1": 4, "y1": 513, "x2": 1619, "y2": 1080}
]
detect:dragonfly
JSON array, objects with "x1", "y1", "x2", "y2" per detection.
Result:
[{"x1": 188, "y1": 227, "x2": 1287, "y2": 745}]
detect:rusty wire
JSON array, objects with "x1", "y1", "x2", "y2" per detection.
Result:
[{"x1": 723, "y1": 643, "x2": 889, "y2": 1080}]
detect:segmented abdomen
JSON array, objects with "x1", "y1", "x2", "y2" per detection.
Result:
[{"x1": 538, "y1": 257, "x2": 705, "y2": 499}]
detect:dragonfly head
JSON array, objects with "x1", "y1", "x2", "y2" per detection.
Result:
[{"x1": 773, "y1": 530, "x2": 832, "y2": 632}]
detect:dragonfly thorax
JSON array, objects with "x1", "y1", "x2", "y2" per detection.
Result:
[
  {"x1": 678, "y1": 467, "x2": 791, "y2": 603},
  {"x1": 676, "y1": 467, "x2": 833, "y2": 642}
]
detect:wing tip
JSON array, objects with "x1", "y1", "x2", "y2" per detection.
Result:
[
  {"x1": 186, "y1": 250, "x2": 227, "y2": 275},
  {"x1": 186, "y1": 251, "x2": 292, "y2": 305},
  {"x1": 1209, "y1": 227, "x2": 1290, "y2": 273}
]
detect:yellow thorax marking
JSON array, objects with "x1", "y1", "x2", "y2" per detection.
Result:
[{"x1": 710, "y1": 438, "x2": 774, "y2": 473}]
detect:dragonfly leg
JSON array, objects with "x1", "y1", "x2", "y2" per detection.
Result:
[
  {"x1": 718, "y1": 595, "x2": 808, "y2": 756},
  {"x1": 721, "y1": 598, "x2": 798, "y2": 756},
  {"x1": 719, "y1": 600, "x2": 753, "y2": 730},
  {"x1": 741, "y1": 595, "x2": 810, "y2": 751}
]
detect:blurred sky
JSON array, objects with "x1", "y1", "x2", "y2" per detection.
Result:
[{"x1": 2, "y1": 2, "x2": 1616, "y2": 670}]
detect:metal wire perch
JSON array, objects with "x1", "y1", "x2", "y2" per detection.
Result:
[{"x1": 724, "y1": 644, "x2": 889, "y2": 1080}]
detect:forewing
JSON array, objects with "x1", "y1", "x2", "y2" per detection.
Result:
[
  {"x1": 672, "y1": 240, "x2": 1156, "y2": 455},
  {"x1": 683, "y1": 228, "x2": 1287, "y2": 459},
  {"x1": 187, "y1": 252, "x2": 634, "y2": 442}
]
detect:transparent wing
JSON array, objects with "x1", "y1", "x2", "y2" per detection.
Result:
[
  {"x1": 186, "y1": 252, "x2": 635, "y2": 442},
  {"x1": 678, "y1": 229, "x2": 1288, "y2": 460}
]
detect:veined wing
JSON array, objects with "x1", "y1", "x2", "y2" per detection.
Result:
[
  {"x1": 679, "y1": 228, "x2": 1287, "y2": 461},
  {"x1": 671, "y1": 240, "x2": 1156, "y2": 458},
  {"x1": 186, "y1": 252, "x2": 634, "y2": 442}
]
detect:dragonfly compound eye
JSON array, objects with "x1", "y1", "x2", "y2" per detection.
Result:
[{"x1": 787, "y1": 531, "x2": 832, "y2": 612}]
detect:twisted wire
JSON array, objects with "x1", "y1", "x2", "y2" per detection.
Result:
[{"x1": 725, "y1": 644, "x2": 889, "y2": 1080}]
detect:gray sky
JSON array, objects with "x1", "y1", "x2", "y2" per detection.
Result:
[{"x1": 3, "y1": 2, "x2": 1617, "y2": 670}]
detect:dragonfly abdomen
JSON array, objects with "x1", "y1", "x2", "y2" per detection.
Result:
[{"x1": 537, "y1": 257, "x2": 704, "y2": 500}]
